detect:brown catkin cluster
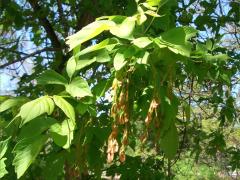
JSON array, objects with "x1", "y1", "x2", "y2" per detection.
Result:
[
  {"x1": 140, "y1": 98, "x2": 159, "y2": 143},
  {"x1": 107, "y1": 78, "x2": 129, "y2": 163}
]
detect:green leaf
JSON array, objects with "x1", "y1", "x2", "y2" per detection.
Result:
[
  {"x1": 0, "y1": 137, "x2": 11, "y2": 159},
  {"x1": 132, "y1": 37, "x2": 152, "y2": 48},
  {"x1": 75, "y1": 38, "x2": 119, "y2": 57},
  {"x1": 13, "y1": 135, "x2": 47, "y2": 178},
  {"x1": 154, "y1": 27, "x2": 197, "y2": 57},
  {"x1": 136, "y1": 7, "x2": 147, "y2": 25},
  {"x1": 0, "y1": 158, "x2": 7, "y2": 178},
  {"x1": 53, "y1": 95, "x2": 75, "y2": 121},
  {"x1": 66, "y1": 77, "x2": 92, "y2": 98},
  {"x1": 95, "y1": 49, "x2": 111, "y2": 63},
  {"x1": 114, "y1": 52, "x2": 127, "y2": 71},
  {"x1": 66, "y1": 57, "x2": 77, "y2": 79},
  {"x1": 160, "y1": 124, "x2": 179, "y2": 159},
  {"x1": 0, "y1": 97, "x2": 28, "y2": 112},
  {"x1": 37, "y1": 70, "x2": 68, "y2": 85},
  {"x1": 147, "y1": 0, "x2": 169, "y2": 7},
  {"x1": 110, "y1": 17, "x2": 136, "y2": 39},
  {"x1": 43, "y1": 152, "x2": 65, "y2": 180},
  {"x1": 145, "y1": 10, "x2": 161, "y2": 17},
  {"x1": 76, "y1": 58, "x2": 96, "y2": 70},
  {"x1": 50, "y1": 119, "x2": 75, "y2": 149},
  {"x1": 137, "y1": 51, "x2": 150, "y2": 64},
  {"x1": 19, "y1": 117, "x2": 57, "y2": 139},
  {"x1": 20, "y1": 96, "x2": 55, "y2": 126},
  {"x1": 66, "y1": 20, "x2": 115, "y2": 51}
]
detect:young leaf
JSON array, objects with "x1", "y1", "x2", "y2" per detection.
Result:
[
  {"x1": 110, "y1": 17, "x2": 136, "y2": 39},
  {"x1": 65, "y1": 77, "x2": 92, "y2": 98},
  {"x1": 20, "y1": 96, "x2": 55, "y2": 126},
  {"x1": 13, "y1": 135, "x2": 47, "y2": 178},
  {"x1": 53, "y1": 95, "x2": 75, "y2": 121},
  {"x1": 66, "y1": 20, "x2": 115, "y2": 51},
  {"x1": 0, "y1": 97, "x2": 28, "y2": 112},
  {"x1": 50, "y1": 119, "x2": 75, "y2": 149},
  {"x1": 37, "y1": 70, "x2": 68, "y2": 85}
]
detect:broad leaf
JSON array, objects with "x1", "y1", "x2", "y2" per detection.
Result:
[
  {"x1": 0, "y1": 137, "x2": 10, "y2": 159},
  {"x1": 75, "y1": 38, "x2": 119, "y2": 57},
  {"x1": 37, "y1": 70, "x2": 68, "y2": 85},
  {"x1": 0, "y1": 97, "x2": 28, "y2": 112},
  {"x1": 114, "y1": 52, "x2": 127, "y2": 71},
  {"x1": 154, "y1": 27, "x2": 197, "y2": 57},
  {"x1": 53, "y1": 95, "x2": 75, "y2": 121},
  {"x1": 76, "y1": 58, "x2": 96, "y2": 70},
  {"x1": 66, "y1": 20, "x2": 115, "y2": 50},
  {"x1": 160, "y1": 124, "x2": 179, "y2": 159},
  {"x1": 13, "y1": 135, "x2": 47, "y2": 178},
  {"x1": 66, "y1": 57, "x2": 77, "y2": 79},
  {"x1": 19, "y1": 117, "x2": 57, "y2": 139},
  {"x1": 66, "y1": 77, "x2": 92, "y2": 98},
  {"x1": 132, "y1": 37, "x2": 152, "y2": 48},
  {"x1": 50, "y1": 119, "x2": 75, "y2": 149},
  {"x1": 110, "y1": 17, "x2": 136, "y2": 39},
  {"x1": 0, "y1": 158, "x2": 7, "y2": 178},
  {"x1": 20, "y1": 96, "x2": 55, "y2": 125},
  {"x1": 0, "y1": 137, "x2": 10, "y2": 178}
]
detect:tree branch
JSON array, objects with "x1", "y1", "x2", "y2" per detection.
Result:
[
  {"x1": 27, "y1": 0, "x2": 62, "y2": 49},
  {"x1": 0, "y1": 47, "x2": 58, "y2": 69}
]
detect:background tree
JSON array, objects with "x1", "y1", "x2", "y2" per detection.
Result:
[{"x1": 0, "y1": 0, "x2": 239, "y2": 179}]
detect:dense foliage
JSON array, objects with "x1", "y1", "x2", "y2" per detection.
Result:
[{"x1": 0, "y1": 0, "x2": 239, "y2": 179}]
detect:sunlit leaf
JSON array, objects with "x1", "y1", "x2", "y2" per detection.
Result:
[
  {"x1": 20, "y1": 96, "x2": 55, "y2": 126},
  {"x1": 0, "y1": 158, "x2": 7, "y2": 178},
  {"x1": 53, "y1": 95, "x2": 75, "y2": 121},
  {"x1": 65, "y1": 77, "x2": 92, "y2": 98},
  {"x1": 13, "y1": 135, "x2": 47, "y2": 178},
  {"x1": 66, "y1": 57, "x2": 77, "y2": 79},
  {"x1": 110, "y1": 17, "x2": 136, "y2": 39},
  {"x1": 114, "y1": 52, "x2": 127, "y2": 71},
  {"x1": 66, "y1": 20, "x2": 115, "y2": 51},
  {"x1": 0, "y1": 97, "x2": 28, "y2": 112},
  {"x1": 132, "y1": 37, "x2": 152, "y2": 48}
]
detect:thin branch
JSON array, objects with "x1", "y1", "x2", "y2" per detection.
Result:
[{"x1": 0, "y1": 47, "x2": 58, "y2": 69}]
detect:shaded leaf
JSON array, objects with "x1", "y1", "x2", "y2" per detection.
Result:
[
  {"x1": 160, "y1": 124, "x2": 179, "y2": 159},
  {"x1": 37, "y1": 70, "x2": 68, "y2": 85},
  {"x1": 50, "y1": 119, "x2": 75, "y2": 149},
  {"x1": 19, "y1": 117, "x2": 57, "y2": 139}
]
